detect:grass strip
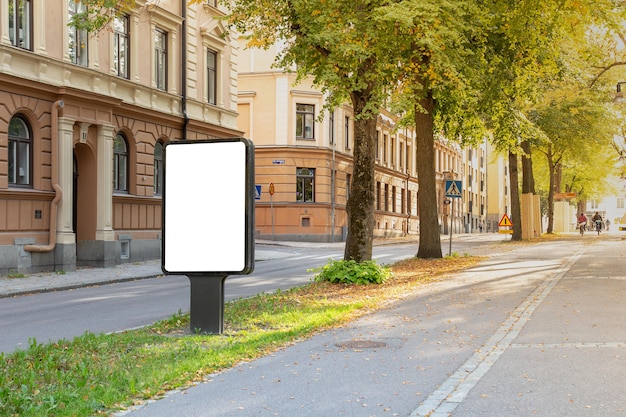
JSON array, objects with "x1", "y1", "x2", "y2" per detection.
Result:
[{"x1": 0, "y1": 255, "x2": 480, "y2": 417}]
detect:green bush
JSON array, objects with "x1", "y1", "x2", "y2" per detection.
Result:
[{"x1": 310, "y1": 259, "x2": 392, "y2": 285}]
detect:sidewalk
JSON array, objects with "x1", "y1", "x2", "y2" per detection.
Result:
[{"x1": 0, "y1": 235, "x2": 427, "y2": 298}]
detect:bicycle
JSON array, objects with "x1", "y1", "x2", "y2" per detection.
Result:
[
  {"x1": 595, "y1": 220, "x2": 603, "y2": 235},
  {"x1": 578, "y1": 222, "x2": 586, "y2": 236}
]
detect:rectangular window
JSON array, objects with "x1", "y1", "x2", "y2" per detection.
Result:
[
  {"x1": 68, "y1": 0, "x2": 88, "y2": 66},
  {"x1": 296, "y1": 168, "x2": 315, "y2": 202},
  {"x1": 344, "y1": 116, "x2": 350, "y2": 149},
  {"x1": 8, "y1": 139, "x2": 31, "y2": 185},
  {"x1": 114, "y1": 15, "x2": 130, "y2": 78},
  {"x1": 346, "y1": 173, "x2": 351, "y2": 202},
  {"x1": 384, "y1": 184, "x2": 389, "y2": 211},
  {"x1": 407, "y1": 190, "x2": 412, "y2": 216},
  {"x1": 296, "y1": 104, "x2": 315, "y2": 139},
  {"x1": 155, "y1": 29, "x2": 167, "y2": 90},
  {"x1": 9, "y1": 0, "x2": 32, "y2": 50},
  {"x1": 376, "y1": 181, "x2": 381, "y2": 210},
  {"x1": 383, "y1": 134, "x2": 388, "y2": 162},
  {"x1": 207, "y1": 49, "x2": 217, "y2": 104},
  {"x1": 392, "y1": 186, "x2": 396, "y2": 212},
  {"x1": 401, "y1": 188, "x2": 405, "y2": 214},
  {"x1": 618, "y1": 198, "x2": 624, "y2": 209}
]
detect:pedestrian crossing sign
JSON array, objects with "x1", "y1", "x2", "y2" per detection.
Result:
[{"x1": 445, "y1": 180, "x2": 462, "y2": 198}]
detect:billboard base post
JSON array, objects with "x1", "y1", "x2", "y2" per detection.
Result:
[{"x1": 188, "y1": 275, "x2": 228, "y2": 335}]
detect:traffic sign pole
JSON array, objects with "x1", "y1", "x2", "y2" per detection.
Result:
[
  {"x1": 449, "y1": 199, "x2": 454, "y2": 256},
  {"x1": 445, "y1": 180, "x2": 462, "y2": 256}
]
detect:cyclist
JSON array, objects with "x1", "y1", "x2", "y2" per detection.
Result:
[
  {"x1": 592, "y1": 212, "x2": 603, "y2": 233},
  {"x1": 577, "y1": 213, "x2": 588, "y2": 234}
]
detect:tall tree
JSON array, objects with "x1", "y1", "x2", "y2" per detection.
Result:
[
  {"x1": 385, "y1": 1, "x2": 488, "y2": 258},
  {"x1": 226, "y1": 0, "x2": 407, "y2": 262}
]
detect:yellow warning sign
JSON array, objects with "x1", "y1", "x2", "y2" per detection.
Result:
[{"x1": 498, "y1": 214, "x2": 513, "y2": 227}]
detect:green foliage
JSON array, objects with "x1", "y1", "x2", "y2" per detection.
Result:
[
  {"x1": 68, "y1": 0, "x2": 135, "y2": 33},
  {"x1": 310, "y1": 259, "x2": 391, "y2": 285}
]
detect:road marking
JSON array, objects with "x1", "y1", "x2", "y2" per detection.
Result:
[
  {"x1": 511, "y1": 342, "x2": 626, "y2": 349},
  {"x1": 409, "y1": 247, "x2": 586, "y2": 417}
]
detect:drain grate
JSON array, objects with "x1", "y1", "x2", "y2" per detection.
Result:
[{"x1": 336, "y1": 340, "x2": 387, "y2": 349}]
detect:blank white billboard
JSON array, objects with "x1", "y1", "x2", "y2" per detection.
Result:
[{"x1": 162, "y1": 139, "x2": 254, "y2": 274}]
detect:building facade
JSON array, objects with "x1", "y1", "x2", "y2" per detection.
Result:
[
  {"x1": 0, "y1": 0, "x2": 240, "y2": 274},
  {"x1": 237, "y1": 43, "x2": 473, "y2": 242}
]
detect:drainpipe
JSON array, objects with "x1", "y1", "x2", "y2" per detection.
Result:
[
  {"x1": 25, "y1": 100, "x2": 64, "y2": 252},
  {"x1": 181, "y1": 0, "x2": 188, "y2": 140}
]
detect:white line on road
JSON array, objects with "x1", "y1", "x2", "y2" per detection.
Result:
[{"x1": 409, "y1": 247, "x2": 587, "y2": 417}]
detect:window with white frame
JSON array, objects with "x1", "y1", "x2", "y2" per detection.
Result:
[
  {"x1": 8, "y1": 115, "x2": 32, "y2": 187},
  {"x1": 296, "y1": 168, "x2": 315, "y2": 202},
  {"x1": 8, "y1": 0, "x2": 32, "y2": 50},
  {"x1": 296, "y1": 104, "x2": 315, "y2": 139},
  {"x1": 207, "y1": 49, "x2": 217, "y2": 105},
  {"x1": 155, "y1": 29, "x2": 167, "y2": 90},
  {"x1": 113, "y1": 133, "x2": 129, "y2": 192},
  {"x1": 68, "y1": 0, "x2": 88, "y2": 66},
  {"x1": 618, "y1": 197, "x2": 624, "y2": 209},
  {"x1": 113, "y1": 15, "x2": 130, "y2": 79}
]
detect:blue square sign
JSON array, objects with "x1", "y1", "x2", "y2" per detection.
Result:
[{"x1": 445, "y1": 180, "x2": 462, "y2": 198}]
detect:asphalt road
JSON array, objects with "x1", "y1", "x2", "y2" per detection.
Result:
[{"x1": 1, "y1": 235, "x2": 499, "y2": 354}]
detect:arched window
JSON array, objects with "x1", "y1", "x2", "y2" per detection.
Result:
[
  {"x1": 154, "y1": 141, "x2": 163, "y2": 195},
  {"x1": 8, "y1": 115, "x2": 32, "y2": 186},
  {"x1": 113, "y1": 133, "x2": 128, "y2": 192}
]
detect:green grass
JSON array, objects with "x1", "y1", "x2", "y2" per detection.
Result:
[{"x1": 0, "y1": 256, "x2": 481, "y2": 417}]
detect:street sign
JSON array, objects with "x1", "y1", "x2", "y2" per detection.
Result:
[
  {"x1": 445, "y1": 180, "x2": 462, "y2": 198},
  {"x1": 255, "y1": 185, "x2": 261, "y2": 200},
  {"x1": 554, "y1": 192, "x2": 576, "y2": 199},
  {"x1": 498, "y1": 213, "x2": 513, "y2": 227}
]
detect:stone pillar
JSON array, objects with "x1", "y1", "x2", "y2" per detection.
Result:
[
  {"x1": 91, "y1": 124, "x2": 118, "y2": 267},
  {"x1": 96, "y1": 124, "x2": 115, "y2": 242},
  {"x1": 56, "y1": 117, "x2": 76, "y2": 244},
  {"x1": 55, "y1": 117, "x2": 77, "y2": 271}
]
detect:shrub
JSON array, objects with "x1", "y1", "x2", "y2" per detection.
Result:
[{"x1": 310, "y1": 259, "x2": 391, "y2": 285}]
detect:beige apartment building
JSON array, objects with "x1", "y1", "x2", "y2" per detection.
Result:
[
  {"x1": 0, "y1": 0, "x2": 240, "y2": 274},
  {"x1": 237, "y1": 43, "x2": 478, "y2": 242}
]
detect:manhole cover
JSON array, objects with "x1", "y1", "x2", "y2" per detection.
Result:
[{"x1": 336, "y1": 340, "x2": 387, "y2": 349}]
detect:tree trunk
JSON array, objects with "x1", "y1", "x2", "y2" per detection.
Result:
[
  {"x1": 546, "y1": 150, "x2": 555, "y2": 234},
  {"x1": 508, "y1": 150, "x2": 522, "y2": 241},
  {"x1": 521, "y1": 140, "x2": 535, "y2": 194},
  {"x1": 343, "y1": 94, "x2": 377, "y2": 262},
  {"x1": 415, "y1": 94, "x2": 443, "y2": 258}
]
